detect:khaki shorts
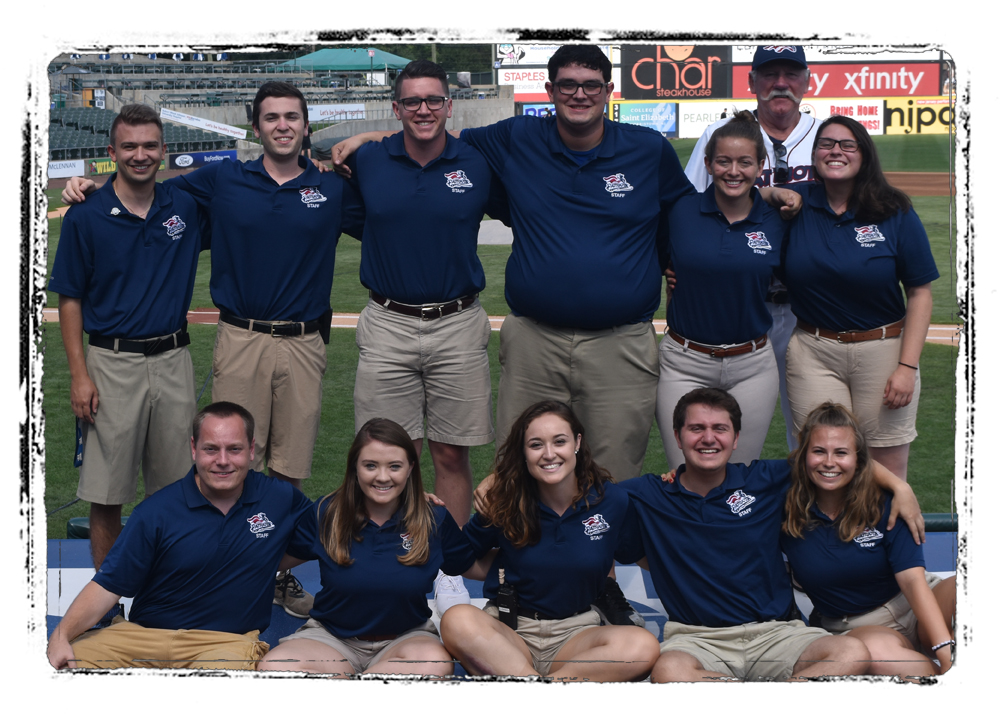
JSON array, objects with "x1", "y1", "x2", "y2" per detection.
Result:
[
  {"x1": 483, "y1": 601, "x2": 601, "y2": 677},
  {"x1": 78, "y1": 343, "x2": 196, "y2": 505},
  {"x1": 659, "y1": 619, "x2": 831, "y2": 681},
  {"x1": 495, "y1": 315, "x2": 658, "y2": 482},
  {"x1": 278, "y1": 618, "x2": 441, "y2": 674},
  {"x1": 354, "y1": 298, "x2": 494, "y2": 445},
  {"x1": 819, "y1": 571, "x2": 943, "y2": 651},
  {"x1": 212, "y1": 320, "x2": 326, "y2": 479},
  {"x1": 785, "y1": 326, "x2": 919, "y2": 447},
  {"x1": 70, "y1": 618, "x2": 267, "y2": 670}
]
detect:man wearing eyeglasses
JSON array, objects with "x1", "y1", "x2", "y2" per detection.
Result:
[
  {"x1": 684, "y1": 45, "x2": 819, "y2": 453},
  {"x1": 343, "y1": 60, "x2": 509, "y2": 611}
]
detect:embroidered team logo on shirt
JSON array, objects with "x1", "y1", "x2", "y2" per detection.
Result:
[
  {"x1": 582, "y1": 514, "x2": 611, "y2": 539},
  {"x1": 726, "y1": 490, "x2": 756, "y2": 516},
  {"x1": 746, "y1": 231, "x2": 772, "y2": 253},
  {"x1": 855, "y1": 225, "x2": 885, "y2": 247},
  {"x1": 853, "y1": 527, "x2": 884, "y2": 548},
  {"x1": 400, "y1": 532, "x2": 413, "y2": 551},
  {"x1": 444, "y1": 170, "x2": 473, "y2": 192},
  {"x1": 300, "y1": 187, "x2": 327, "y2": 207},
  {"x1": 604, "y1": 173, "x2": 634, "y2": 196},
  {"x1": 162, "y1": 215, "x2": 187, "y2": 236},
  {"x1": 247, "y1": 512, "x2": 275, "y2": 538}
]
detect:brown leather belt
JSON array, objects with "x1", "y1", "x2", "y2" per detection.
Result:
[
  {"x1": 797, "y1": 319, "x2": 904, "y2": 344},
  {"x1": 668, "y1": 330, "x2": 768, "y2": 358},
  {"x1": 371, "y1": 292, "x2": 477, "y2": 321}
]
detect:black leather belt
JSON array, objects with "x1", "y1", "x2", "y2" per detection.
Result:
[
  {"x1": 371, "y1": 292, "x2": 477, "y2": 321},
  {"x1": 490, "y1": 601, "x2": 593, "y2": 621},
  {"x1": 89, "y1": 327, "x2": 189, "y2": 356},
  {"x1": 220, "y1": 311, "x2": 324, "y2": 337}
]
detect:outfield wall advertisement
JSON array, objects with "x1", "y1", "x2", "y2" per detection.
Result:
[
  {"x1": 732, "y1": 63, "x2": 941, "y2": 99},
  {"x1": 621, "y1": 46, "x2": 733, "y2": 100},
  {"x1": 500, "y1": 67, "x2": 622, "y2": 102},
  {"x1": 48, "y1": 160, "x2": 85, "y2": 179},
  {"x1": 884, "y1": 97, "x2": 954, "y2": 134},
  {"x1": 88, "y1": 157, "x2": 166, "y2": 175},
  {"x1": 799, "y1": 100, "x2": 885, "y2": 133},
  {"x1": 611, "y1": 101, "x2": 678, "y2": 137},
  {"x1": 168, "y1": 150, "x2": 237, "y2": 170},
  {"x1": 307, "y1": 104, "x2": 365, "y2": 122}
]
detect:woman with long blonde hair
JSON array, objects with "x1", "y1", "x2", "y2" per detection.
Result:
[
  {"x1": 781, "y1": 402, "x2": 955, "y2": 677},
  {"x1": 258, "y1": 418, "x2": 478, "y2": 677}
]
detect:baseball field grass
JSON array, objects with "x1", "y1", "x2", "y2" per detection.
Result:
[{"x1": 39, "y1": 131, "x2": 962, "y2": 538}]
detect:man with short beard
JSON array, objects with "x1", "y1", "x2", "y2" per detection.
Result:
[{"x1": 684, "y1": 45, "x2": 819, "y2": 453}]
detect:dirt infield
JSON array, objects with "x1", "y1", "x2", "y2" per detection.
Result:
[{"x1": 885, "y1": 172, "x2": 955, "y2": 196}]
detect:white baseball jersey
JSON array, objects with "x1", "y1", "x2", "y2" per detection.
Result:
[{"x1": 684, "y1": 111, "x2": 820, "y2": 190}]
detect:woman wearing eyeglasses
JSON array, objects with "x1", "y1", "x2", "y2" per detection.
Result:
[
  {"x1": 654, "y1": 110, "x2": 787, "y2": 469},
  {"x1": 781, "y1": 116, "x2": 938, "y2": 481}
]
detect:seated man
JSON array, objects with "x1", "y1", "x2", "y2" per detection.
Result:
[
  {"x1": 617, "y1": 387, "x2": 924, "y2": 681},
  {"x1": 47, "y1": 402, "x2": 313, "y2": 670}
]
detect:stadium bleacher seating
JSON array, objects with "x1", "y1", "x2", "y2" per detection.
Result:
[{"x1": 48, "y1": 107, "x2": 237, "y2": 160}]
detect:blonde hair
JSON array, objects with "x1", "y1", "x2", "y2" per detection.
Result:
[{"x1": 783, "y1": 403, "x2": 884, "y2": 542}]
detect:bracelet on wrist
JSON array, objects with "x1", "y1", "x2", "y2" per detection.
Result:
[
  {"x1": 899, "y1": 361, "x2": 919, "y2": 370},
  {"x1": 930, "y1": 640, "x2": 955, "y2": 652}
]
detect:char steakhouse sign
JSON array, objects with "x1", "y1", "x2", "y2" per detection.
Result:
[{"x1": 621, "y1": 46, "x2": 733, "y2": 100}]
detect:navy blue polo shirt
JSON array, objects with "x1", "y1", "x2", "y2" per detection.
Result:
[
  {"x1": 48, "y1": 173, "x2": 208, "y2": 338},
  {"x1": 465, "y1": 482, "x2": 634, "y2": 619},
  {"x1": 461, "y1": 116, "x2": 694, "y2": 329},
  {"x1": 93, "y1": 468, "x2": 313, "y2": 634},
  {"x1": 349, "y1": 133, "x2": 508, "y2": 304},
  {"x1": 781, "y1": 495, "x2": 925, "y2": 618},
  {"x1": 617, "y1": 461, "x2": 795, "y2": 627},
  {"x1": 665, "y1": 188, "x2": 787, "y2": 344},
  {"x1": 290, "y1": 499, "x2": 476, "y2": 638},
  {"x1": 166, "y1": 156, "x2": 365, "y2": 322},
  {"x1": 782, "y1": 184, "x2": 939, "y2": 331}
]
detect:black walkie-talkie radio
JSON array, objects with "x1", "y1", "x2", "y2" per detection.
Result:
[{"x1": 496, "y1": 567, "x2": 518, "y2": 630}]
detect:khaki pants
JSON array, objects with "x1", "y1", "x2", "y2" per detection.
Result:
[
  {"x1": 496, "y1": 315, "x2": 658, "y2": 482},
  {"x1": 71, "y1": 619, "x2": 268, "y2": 670}
]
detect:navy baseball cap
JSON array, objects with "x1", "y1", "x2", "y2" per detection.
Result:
[{"x1": 752, "y1": 45, "x2": 808, "y2": 69}]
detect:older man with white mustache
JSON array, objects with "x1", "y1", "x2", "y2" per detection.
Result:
[{"x1": 684, "y1": 45, "x2": 818, "y2": 453}]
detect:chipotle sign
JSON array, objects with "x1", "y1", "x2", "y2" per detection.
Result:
[{"x1": 621, "y1": 45, "x2": 733, "y2": 100}]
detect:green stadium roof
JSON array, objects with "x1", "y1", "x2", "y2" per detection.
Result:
[{"x1": 281, "y1": 48, "x2": 412, "y2": 71}]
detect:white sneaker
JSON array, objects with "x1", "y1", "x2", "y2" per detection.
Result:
[{"x1": 434, "y1": 569, "x2": 471, "y2": 616}]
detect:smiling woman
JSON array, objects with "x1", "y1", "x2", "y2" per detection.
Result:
[
  {"x1": 654, "y1": 110, "x2": 786, "y2": 470},
  {"x1": 782, "y1": 115, "x2": 939, "y2": 482},
  {"x1": 256, "y1": 418, "x2": 478, "y2": 678},
  {"x1": 438, "y1": 400, "x2": 660, "y2": 682}
]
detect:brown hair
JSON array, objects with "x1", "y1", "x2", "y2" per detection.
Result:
[
  {"x1": 110, "y1": 103, "x2": 163, "y2": 147},
  {"x1": 482, "y1": 400, "x2": 610, "y2": 548},
  {"x1": 782, "y1": 403, "x2": 884, "y2": 542},
  {"x1": 319, "y1": 418, "x2": 434, "y2": 566},
  {"x1": 192, "y1": 401, "x2": 254, "y2": 446},
  {"x1": 672, "y1": 387, "x2": 742, "y2": 434},
  {"x1": 705, "y1": 109, "x2": 766, "y2": 165},
  {"x1": 813, "y1": 115, "x2": 912, "y2": 223},
  {"x1": 252, "y1": 81, "x2": 308, "y2": 131}
]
